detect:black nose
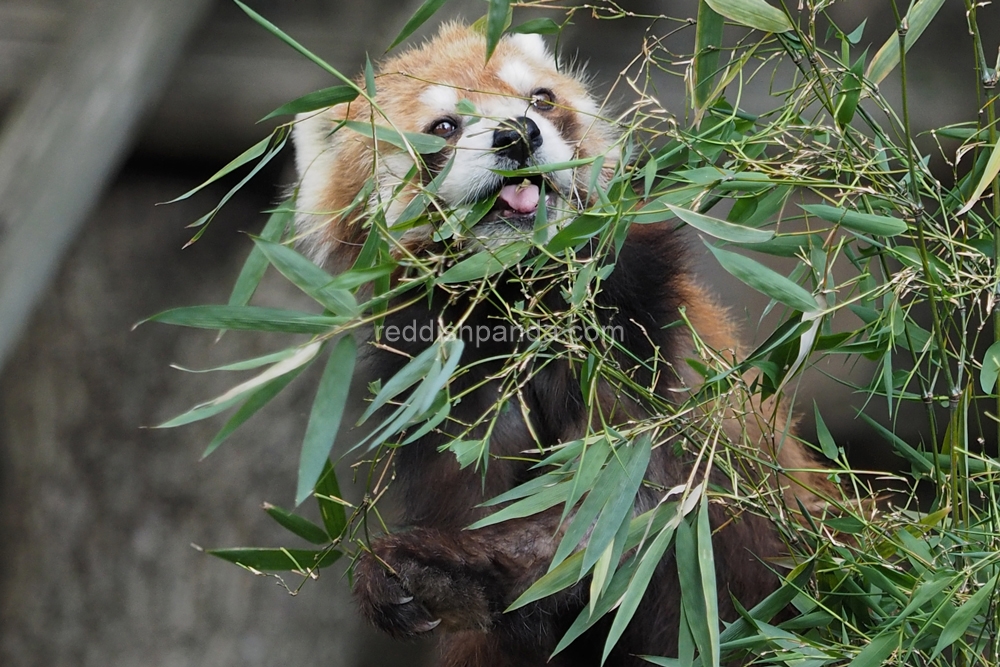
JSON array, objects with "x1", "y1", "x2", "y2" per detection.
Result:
[{"x1": 492, "y1": 116, "x2": 542, "y2": 166}]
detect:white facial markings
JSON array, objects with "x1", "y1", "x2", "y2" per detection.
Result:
[
  {"x1": 505, "y1": 33, "x2": 550, "y2": 64},
  {"x1": 498, "y1": 60, "x2": 536, "y2": 98},
  {"x1": 419, "y1": 84, "x2": 458, "y2": 113}
]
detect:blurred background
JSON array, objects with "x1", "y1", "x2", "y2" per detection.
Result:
[{"x1": 0, "y1": 1, "x2": 992, "y2": 665}]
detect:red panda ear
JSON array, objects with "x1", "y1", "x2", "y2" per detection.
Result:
[
  {"x1": 506, "y1": 32, "x2": 552, "y2": 64},
  {"x1": 292, "y1": 104, "x2": 350, "y2": 183}
]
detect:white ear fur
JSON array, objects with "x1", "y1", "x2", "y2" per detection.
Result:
[
  {"x1": 292, "y1": 110, "x2": 333, "y2": 181},
  {"x1": 505, "y1": 32, "x2": 551, "y2": 64},
  {"x1": 291, "y1": 108, "x2": 344, "y2": 264}
]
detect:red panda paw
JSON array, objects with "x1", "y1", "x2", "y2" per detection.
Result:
[{"x1": 353, "y1": 533, "x2": 495, "y2": 637}]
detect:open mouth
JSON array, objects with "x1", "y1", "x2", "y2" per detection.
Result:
[{"x1": 480, "y1": 175, "x2": 560, "y2": 228}]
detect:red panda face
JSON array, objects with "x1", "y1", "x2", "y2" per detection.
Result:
[{"x1": 292, "y1": 23, "x2": 619, "y2": 265}]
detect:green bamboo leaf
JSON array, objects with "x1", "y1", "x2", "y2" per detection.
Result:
[
  {"x1": 931, "y1": 573, "x2": 1000, "y2": 659},
  {"x1": 233, "y1": 1, "x2": 359, "y2": 89},
  {"x1": 363, "y1": 54, "x2": 376, "y2": 97},
  {"x1": 343, "y1": 120, "x2": 447, "y2": 154},
  {"x1": 676, "y1": 517, "x2": 713, "y2": 665},
  {"x1": 581, "y1": 437, "x2": 652, "y2": 575},
  {"x1": 437, "y1": 241, "x2": 530, "y2": 283},
  {"x1": 229, "y1": 204, "x2": 292, "y2": 308},
  {"x1": 957, "y1": 139, "x2": 1000, "y2": 216},
  {"x1": 693, "y1": 2, "x2": 725, "y2": 116},
  {"x1": 858, "y1": 412, "x2": 933, "y2": 475},
  {"x1": 208, "y1": 547, "x2": 340, "y2": 571},
  {"x1": 668, "y1": 204, "x2": 774, "y2": 243},
  {"x1": 296, "y1": 336, "x2": 357, "y2": 505},
  {"x1": 799, "y1": 204, "x2": 907, "y2": 237},
  {"x1": 468, "y1": 480, "x2": 572, "y2": 529},
  {"x1": 548, "y1": 444, "x2": 618, "y2": 570},
  {"x1": 813, "y1": 402, "x2": 839, "y2": 460},
  {"x1": 695, "y1": 496, "x2": 720, "y2": 667},
  {"x1": 328, "y1": 264, "x2": 395, "y2": 291},
  {"x1": 509, "y1": 18, "x2": 560, "y2": 35},
  {"x1": 263, "y1": 502, "x2": 331, "y2": 544},
  {"x1": 261, "y1": 85, "x2": 359, "y2": 122},
  {"x1": 166, "y1": 134, "x2": 270, "y2": 203},
  {"x1": 184, "y1": 131, "x2": 289, "y2": 242},
  {"x1": 546, "y1": 214, "x2": 609, "y2": 252},
  {"x1": 315, "y1": 459, "x2": 349, "y2": 539},
  {"x1": 866, "y1": 0, "x2": 946, "y2": 84},
  {"x1": 981, "y1": 340, "x2": 1000, "y2": 394},
  {"x1": 172, "y1": 347, "x2": 302, "y2": 374},
  {"x1": 509, "y1": 504, "x2": 676, "y2": 611},
  {"x1": 157, "y1": 342, "x2": 323, "y2": 428},
  {"x1": 602, "y1": 520, "x2": 677, "y2": 663},
  {"x1": 202, "y1": 365, "x2": 305, "y2": 459},
  {"x1": 705, "y1": 243, "x2": 818, "y2": 313},
  {"x1": 387, "y1": 0, "x2": 450, "y2": 51},
  {"x1": 253, "y1": 239, "x2": 358, "y2": 316},
  {"x1": 848, "y1": 631, "x2": 900, "y2": 667},
  {"x1": 359, "y1": 343, "x2": 438, "y2": 423},
  {"x1": 142, "y1": 305, "x2": 346, "y2": 334},
  {"x1": 485, "y1": 0, "x2": 512, "y2": 61},
  {"x1": 551, "y1": 556, "x2": 642, "y2": 656},
  {"x1": 704, "y1": 0, "x2": 792, "y2": 33}
]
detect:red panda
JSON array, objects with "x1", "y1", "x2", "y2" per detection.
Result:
[{"x1": 291, "y1": 23, "x2": 833, "y2": 667}]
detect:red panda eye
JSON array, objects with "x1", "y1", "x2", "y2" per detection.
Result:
[
  {"x1": 530, "y1": 88, "x2": 556, "y2": 111},
  {"x1": 428, "y1": 118, "x2": 459, "y2": 138}
]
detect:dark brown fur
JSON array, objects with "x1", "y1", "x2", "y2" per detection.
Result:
[{"x1": 348, "y1": 224, "x2": 823, "y2": 666}]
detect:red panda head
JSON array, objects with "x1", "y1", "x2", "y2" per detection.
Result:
[{"x1": 292, "y1": 23, "x2": 619, "y2": 267}]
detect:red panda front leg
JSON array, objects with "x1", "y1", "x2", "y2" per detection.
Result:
[{"x1": 353, "y1": 512, "x2": 568, "y2": 644}]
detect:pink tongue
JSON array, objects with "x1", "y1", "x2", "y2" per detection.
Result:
[{"x1": 498, "y1": 183, "x2": 540, "y2": 214}]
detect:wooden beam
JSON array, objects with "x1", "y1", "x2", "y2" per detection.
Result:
[{"x1": 0, "y1": 0, "x2": 213, "y2": 373}]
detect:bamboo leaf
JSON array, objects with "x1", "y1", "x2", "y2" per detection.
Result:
[
  {"x1": 668, "y1": 204, "x2": 775, "y2": 243},
  {"x1": 359, "y1": 343, "x2": 438, "y2": 423},
  {"x1": 166, "y1": 134, "x2": 271, "y2": 203},
  {"x1": 510, "y1": 18, "x2": 560, "y2": 35},
  {"x1": 202, "y1": 365, "x2": 306, "y2": 458},
  {"x1": 142, "y1": 305, "x2": 346, "y2": 334},
  {"x1": 233, "y1": 0, "x2": 360, "y2": 88},
  {"x1": 981, "y1": 340, "x2": 1000, "y2": 394},
  {"x1": 253, "y1": 239, "x2": 358, "y2": 316},
  {"x1": 546, "y1": 215, "x2": 609, "y2": 252},
  {"x1": 296, "y1": 336, "x2": 357, "y2": 505},
  {"x1": 437, "y1": 241, "x2": 530, "y2": 283},
  {"x1": 261, "y1": 85, "x2": 359, "y2": 121},
  {"x1": 704, "y1": 0, "x2": 792, "y2": 33},
  {"x1": 228, "y1": 204, "x2": 292, "y2": 308},
  {"x1": 157, "y1": 342, "x2": 323, "y2": 428},
  {"x1": 315, "y1": 459, "x2": 349, "y2": 539},
  {"x1": 693, "y1": 2, "x2": 725, "y2": 117},
  {"x1": 387, "y1": 0, "x2": 450, "y2": 51},
  {"x1": 602, "y1": 520, "x2": 677, "y2": 662},
  {"x1": 866, "y1": 0, "x2": 947, "y2": 84},
  {"x1": 931, "y1": 573, "x2": 1000, "y2": 659},
  {"x1": 485, "y1": 0, "x2": 512, "y2": 61},
  {"x1": 706, "y1": 243, "x2": 818, "y2": 313},
  {"x1": 208, "y1": 547, "x2": 340, "y2": 571},
  {"x1": 800, "y1": 203, "x2": 907, "y2": 237},
  {"x1": 510, "y1": 504, "x2": 676, "y2": 611},
  {"x1": 957, "y1": 139, "x2": 1000, "y2": 216},
  {"x1": 813, "y1": 402, "x2": 839, "y2": 460},
  {"x1": 581, "y1": 437, "x2": 652, "y2": 575},
  {"x1": 263, "y1": 502, "x2": 331, "y2": 544},
  {"x1": 695, "y1": 496, "x2": 720, "y2": 667},
  {"x1": 343, "y1": 120, "x2": 446, "y2": 154}
]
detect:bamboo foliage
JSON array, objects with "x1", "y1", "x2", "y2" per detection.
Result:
[{"x1": 146, "y1": 0, "x2": 1000, "y2": 664}]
